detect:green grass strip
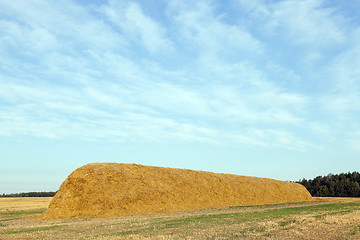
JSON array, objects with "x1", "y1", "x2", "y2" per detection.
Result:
[
  {"x1": 173, "y1": 202, "x2": 360, "y2": 224},
  {"x1": 0, "y1": 209, "x2": 46, "y2": 219},
  {"x1": 1, "y1": 225, "x2": 63, "y2": 235}
]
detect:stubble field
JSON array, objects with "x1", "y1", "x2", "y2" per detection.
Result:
[{"x1": 0, "y1": 197, "x2": 360, "y2": 239}]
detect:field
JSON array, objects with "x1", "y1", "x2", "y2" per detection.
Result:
[{"x1": 1, "y1": 197, "x2": 360, "y2": 239}]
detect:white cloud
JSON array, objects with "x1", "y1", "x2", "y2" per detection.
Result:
[
  {"x1": 100, "y1": 1, "x2": 174, "y2": 55},
  {"x1": 0, "y1": 20, "x2": 58, "y2": 55},
  {"x1": 234, "y1": 0, "x2": 348, "y2": 70},
  {"x1": 327, "y1": 42, "x2": 360, "y2": 91},
  {"x1": 266, "y1": 0, "x2": 345, "y2": 47},
  {"x1": 318, "y1": 34, "x2": 360, "y2": 120},
  {"x1": 167, "y1": 0, "x2": 264, "y2": 64},
  {"x1": 325, "y1": 94, "x2": 360, "y2": 114},
  {"x1": 2, "y1": 0, "x2": 355, "y2": 153},
  {"x1": 0, "y1": 0, "x2": 127, "y2": 59}
]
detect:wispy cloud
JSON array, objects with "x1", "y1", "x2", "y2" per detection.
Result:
[
  {"x1": 0, "y1": 0, "x2": 359, "y2": 154},
  {"x1": 267, "y1": 0, "x2": 345, "y2": 47},
  {"x1": 168, "y1": 0, "x2": 264, "y2": 66},
  {"x1": 100, "y1": 0, "x2": 174, "y2": 55}
]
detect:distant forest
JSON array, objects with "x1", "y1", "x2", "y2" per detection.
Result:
[
  {"x1": 0, "y1": 191, "x2": 57, "y2": 198},
  {"x1": 298, "y1": 171, "x2": 360, "y2": 197}
]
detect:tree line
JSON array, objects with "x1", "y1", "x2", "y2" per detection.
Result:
[
  {"x1": 297, "y1": 171, "x2": 360, "y2": 197},
  {"x1": 0, "y1": 191, "x2": 57, "y2": 198}
]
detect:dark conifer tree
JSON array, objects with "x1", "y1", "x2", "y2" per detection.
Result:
[{"x1": 297, "y1": 171, "x2": 360, "y2": 197}]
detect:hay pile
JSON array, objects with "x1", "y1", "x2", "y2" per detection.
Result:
[{"x1": 41, "y1": 163, "x2": 312, "y2": 219}]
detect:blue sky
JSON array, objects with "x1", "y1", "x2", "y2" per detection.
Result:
[{"x1": 1, "y1": 0, "x2": 359, "y2": 193}]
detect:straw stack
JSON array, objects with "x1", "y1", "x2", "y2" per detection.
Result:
[{"x1": 41, "y1": 163, "x2": 312, "y2": 219}]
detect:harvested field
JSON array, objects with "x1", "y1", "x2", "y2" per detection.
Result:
[
  {"x1": 1, "y1": 198, "x2": 360, "y2": 239},
  {"x1": 41, "y1": 163, "x2": 312, "y2": 219},
  {"x1": 0, "y1": 197, "x2": 52, "y2": 212}
]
